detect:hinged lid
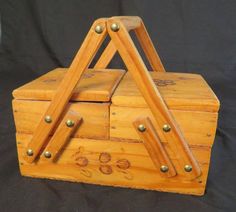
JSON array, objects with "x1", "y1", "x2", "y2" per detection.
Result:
[
  {"x1": 112, "y1": 72, "x2": 220, "y2": 112},
  {"x1": 13, "y1": 68, "x2": 125, "y2": 102}
]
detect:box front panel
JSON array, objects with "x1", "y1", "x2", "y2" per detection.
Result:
[{"x1": 13, "y1": 100, "x2": 110, "y2": 140}]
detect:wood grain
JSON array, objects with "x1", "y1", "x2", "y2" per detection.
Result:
[
  {"x1": 13, "y1": 69, "x2": 125, "y2": 102},
  {"x1": 40, "y1": 111, "x2": 82, "y2": 162},
  {"x1": 133, "y1": 117, "x2": 176, "y2": 177},
  {"x1": 110, "y1": 105, "x2": 218, "y2": 146},
  {"x1": 112, "y1": 72, "x2": 220, "y2": 112},
  {"x1": 13, "y1": 100, "x2": 110, "y2": 140},
  {"x1": 17, "y1": 134, "x2": 212, "y2": 196},
  {"x1": 108, "y1": 19, "x2": 201, "y2": 179}
]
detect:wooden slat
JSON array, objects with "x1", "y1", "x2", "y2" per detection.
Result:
[
  {"x1": 112, "y1": 16, "x2": 142, "y2": 31},
  {"x1": 134, "y1": 21, "x2": 165, "y2": 72},
  {"x1": 13, "y1": 100, "x2": 110, "y2": 140},
  {"x1": 107, "y1": 19, "x2": 201, "y2": 179},
  {"x1": 133, "y1": 117, "x2": 176, "y2": 177},
  {"x1": 110, "y1": 106, "x2": 218, "y2": 146},
  {"x1": 24, "y1": 18, "x2": 108, "y2": 163},
  {"x1": 17, "y1": 134, "x2": 212, "y2": 196},
  {"x1": 40, "y1": 111, "x2": 82, "y2": 162},
  {"x1": 94, "y1": 41, "x2": 117, "y2": 69}
]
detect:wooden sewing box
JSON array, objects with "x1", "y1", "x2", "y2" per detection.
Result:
[{"x1": 12, "y1": 16, "x2": 220, "y2": 196}]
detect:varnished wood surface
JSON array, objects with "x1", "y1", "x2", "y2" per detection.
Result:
[
  {"x1": 133, "y1": 117, "x2": 176, "y2": 177},
  {"x1": 112, "y1": 72, "x2": 220, "y2": 112},
  {"x1": 17, "y1": 134, "x2": 212, "y2": 196},
  {"x1": 108, "y1": 19, "x2": 201, "y2": 179},
  {"x1": 110, "y1": 105, "x2": 218, "y2": 146},
  {"x1": 13, "y1": 69, "x2": 125, "y2": 102},
  {"x1": 13, "y1": 100, "x2": 110, "y2": 140},
  {"x1": 40, "y1": 111, "x2": 82, "y2": 162}
]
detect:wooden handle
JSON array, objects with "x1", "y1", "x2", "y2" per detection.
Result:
[
  {"x1": 107, "y1": 18, "x2": 201, "y2": 179},
  {"x1": 134, "y1": 117, "x2": 176, "y2": 177},
  {"x1": 40, "y1": 110, "x2": 82, "y2": 162},
  {"x1": 24, "y1": 18, "x2": 107, "y2": 163},
  {"x1": 111, "y1": 16, "x2": 142, "y2": 31},
  {"x1": 95, "y1": 17, "x2": 165, "y2": 72}
]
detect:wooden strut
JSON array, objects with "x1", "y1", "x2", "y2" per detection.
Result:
[{"x1": 24, "y1": 16, "x2": 201, "y2": 180}]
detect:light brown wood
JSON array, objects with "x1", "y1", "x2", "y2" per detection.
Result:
[
  {"x1": 110, "y1": 105, "x2": 218, "y2": 146},
  {"x1": 24, "y1": 18, "x2": 108, "y2": 163},
  {"x1": 12, "y1": 100, "x2": 110, "y2": 140},
  {"x1": 108, "y1": 18, "x2": 201, "y2": 179},
  {"x1": 94, "y1": 41, "x2": 117, "y2": 69},
  {"x1": 133, "y1": 117, "x2": 176, "y2": 177},
  {"x1": 112, "y1": 16, "x2": 142, "y2": 31},
  {"x1": 12, "y1": 16, "x2": 220, "y2": 195},
  {"x1": 16, "y1": 134, "x2": 212, "y2": 196},
  {"x1": 134, "y1": 21, "x2": 165, "y2": 72},
  {"x1": 13, "y1": 69, "x2": 125, "y2": 102},
  {"x1": 112, "y1": 72, "x2": 220, "y2": 112},
  {"x1": 40, "y1": 111, "x2": 82, "y2": 162}
]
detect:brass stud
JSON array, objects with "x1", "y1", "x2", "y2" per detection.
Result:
[
  {"x1": 163, "y1": 124, "x2": 171, "y2": 132},
  {"x1": 184, "y1": 165, "x2": 192, "y2": 172},
  {"x1": 138, "y1": 124, "x2": 146, "y2": 132},
  {"x1": 66, "y1": 119, "x2": 74, "y2": 127},
  {"x1": 110, "y1": 23, "x2": 120, "y2": 32},
  {"x1": 45, "y1": 115, "x2": 52, "y2": 123},
  {"x1": 160, "y1": 165, "x2": 169, "y2": 173},
  {"x1": 44, "y1": 151, "x2": 52, "y2": 158},
  {"x1": 26, "y1": 149, "x2": 33, "y2": 156},
  {"x1": 95, "y1": 25, "x2": 103, "y2": 34}
]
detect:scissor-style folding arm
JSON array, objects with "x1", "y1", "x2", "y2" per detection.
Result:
[{"x1": 24, "y1": 16, "x2": 201, "y2": 180}]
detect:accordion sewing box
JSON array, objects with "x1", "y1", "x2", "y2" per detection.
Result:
[{"x1": 12, "y1": 16, "x2": 220, "y2": 196}]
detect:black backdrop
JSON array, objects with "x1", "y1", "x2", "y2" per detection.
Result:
[{"x1": 1, "y1": 0, "x2": 236, "y2": 211}]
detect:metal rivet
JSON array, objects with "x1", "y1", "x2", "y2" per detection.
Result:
[
  {"x1": 110, "y1": 23, "x2": 120, "y2": 32},
  {"x1": 138, "y1": 124, "x2": 146, "y2": 132},
  {"x1": 44, "y1": 151, "x2": 52, "y2": 158},
  {"x1": 66, "y1": 119, "x2": 74, "y2": 127},
  {"x1": 163, "y1": 124, "x2": 171, "y2": 132},
  {"x1": 160, "y1": 165, "x2": 169, "y2": 173},
  {"x1": 184, "y1": 165, "x2": 192, "y2": 172},
  {"x1": 95, "y1": 25, "x2": 103, "y2": 34},
  {"x1": 45, "y1": 115, "x2": 52, "y2": 123},
  {"x1": 26, "y1": 149, "x2": 33, "y2": 156}
]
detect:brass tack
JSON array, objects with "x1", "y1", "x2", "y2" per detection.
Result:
[
  {"x1": 110, "y1": 23, "x2": 120, "y2": 32},
  {"x1": 163, "y1": 124, "x2": 171, "y2": 132},
  {"x1": 26, "y1": 149, "x2": 33, "y2": 156},
  {"x1": 66, "y1": 119, "x2": 74, "y2": 127},
  {"x1": 160, "y1": 165, "x2": 169, "y2": 173},
  {"x1": 44, "y1": 151, "x2": 52, "y2": 158},
  {"x1": 184, "y1": 164, "x2": 192, "y2": 172},
  {"x1": 45, "y1": 115, "x2": 52, "y2": 123},
  {"x1": 95, "y1": 25, "x2": 103, "y2": 34},
  {"x1": 138, "y1": 124, "x2": 146, "y2": 132}
]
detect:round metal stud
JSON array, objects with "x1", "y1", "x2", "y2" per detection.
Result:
[
  {"x1": 110, "y1": 23, "x2": 120, "y2": 32},
  {"x1": 160, "y1": 165, "x2": 169, "y2": 173},
  {"x1": 26, "y1": 149, "x2": 34, "y2": 156},
  {"x1": 45, "y1": 115, "x2": 52, "y2": 123},
  {"x1": 138, "y1": 124, "x2": 146, "y2": 132},
  {"x1": 44, "y1": 151, "x2": 52, "y2": 158},
  {"x1": 163, "y1": 124, "x2": 171, "y2": 132},
  {"x1": 184, "y1": 164, "x2": 192, "y2": 172},
  {"x1": 95, "y1": 25, "x2": 103, "y2": 34},
  {"x1": 66, "y1": 119, "x2": 74, "y2": 127}
]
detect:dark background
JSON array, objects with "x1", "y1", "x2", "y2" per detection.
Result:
[{"x1": 1, "y1": 0, "x2": 236, "y2": 211}]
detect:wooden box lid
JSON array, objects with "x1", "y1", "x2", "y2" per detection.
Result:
[
  {"x1": 13, "y1": 68, "x2": 125, "y2": 102},
  {"x1": 112, "y1": 72, "x2": 220, "y2": 112}
]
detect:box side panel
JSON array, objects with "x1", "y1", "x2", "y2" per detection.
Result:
[
  {"x1": 110, "y1": 105, "x2": 218, "y2": 147},
  {"x1": 16, "y1": 135, "x2": 211, "y2": 196},
  {"x1": 13, "y1": 100, "x2": 110, "y2": 140}
]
